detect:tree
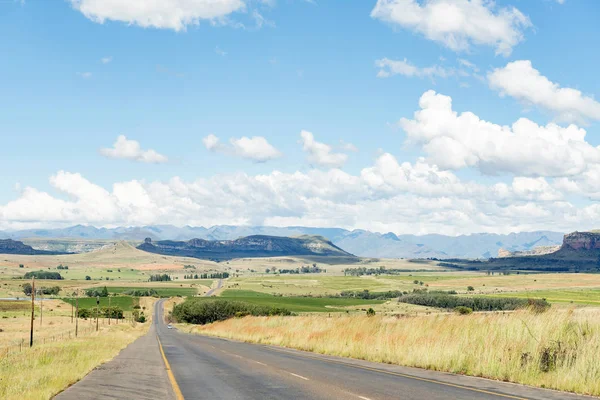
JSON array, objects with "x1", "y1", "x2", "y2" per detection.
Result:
[
  {"x1": 366, "y1": 308, "x2": 376, "y2": 317},
  {"x1": 467, "y1": 286, "x2": 475, "y2": 292},
  {"x1": 85, "y1": 276, "x2": 91, "y2": 280},
  {"x1": 101, "y1": 286, "x2": 109, "y2": 297},
  {"x1": 22, "y1": 283, "x2": 32, "y2": 295}
]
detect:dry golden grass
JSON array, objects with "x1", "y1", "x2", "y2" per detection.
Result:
[
  {"x1": 0, "y1": 322, "x2": 148, "y2": 400},
  {"x1": 190, "y1": 309, "x2": 600, "y2": 396},
  {"x1": 0, "y1": 298, "x2": 156, "y2": 400}
]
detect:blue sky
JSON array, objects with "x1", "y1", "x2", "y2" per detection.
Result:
[{"x1": 1, "y1": 0, "x2": 600, "y2": 235}]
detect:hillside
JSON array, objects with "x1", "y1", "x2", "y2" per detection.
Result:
[
  {"x1": 137, "y1": 235, "x2": 356, "y2": 261},
  {"x1": 0, "y1": 239, "x2": 68, "y2": 255}
]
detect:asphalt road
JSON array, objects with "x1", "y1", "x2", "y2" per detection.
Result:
[
  {"x1": 204, "y1": 279, "x2": 223, "y2": 297},
  {"x1": 155, "y1": 300, "x2": 595, "y2": 400}
]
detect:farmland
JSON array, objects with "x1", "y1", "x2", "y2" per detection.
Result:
[{"x1": 203, "y1": 289, "x2": 385, "y2": 312}]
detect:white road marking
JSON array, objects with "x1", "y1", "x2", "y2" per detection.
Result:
[
  {"x1": 357, "y1": 396, "x2": 372, "y2": 400},
  {"x1": 289, "y1": 372, "x2": 310, "y2": 381},
  {"x1": 254, "y1": 361, "x2": 267, "y2": 366}
]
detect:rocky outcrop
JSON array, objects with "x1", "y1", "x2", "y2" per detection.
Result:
[
  {"x1": 137, "y1": 235, "x2": 355, "y2": 260},
  {"x1": 0, "y1": 239, "x2": 68, "y2": 255},
  {"x1": 561, "y1": 231, "x2": 600, "y2": 251},
  {"x1": 498, "y1": 245, "x2": 561, "y2": 258}
]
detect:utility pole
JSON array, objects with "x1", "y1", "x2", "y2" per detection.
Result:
[
  {"x1": 30, "y1": 277, "x2": 35, "y2": 347},
  {"x1": 75, "y1": 290, "x2": 79, "y2": 337},
  {"x1": 39, "y1": 289, "x2": 43, "y2": 326},
  {"x1": 96, "y1": 295, "x2": 99, "y2": 332}
]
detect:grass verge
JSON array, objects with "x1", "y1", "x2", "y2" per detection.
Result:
[
  {"x1": 187, "y1": 309, "x2": 600, "y2": 396},
  {"x1": 0, "y1": 298, "x2": 155, "y2": 400}
]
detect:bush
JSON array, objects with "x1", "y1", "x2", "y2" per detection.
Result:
[
  {"x1": 455, "y1": 306, "x2": 473, "y2": 315},
  {"x1": 172, "y1": 299, "x2": 293, "y2": 325},
  {"x1": 85, "y1": 286, "x2": 109, "y2": 297},
  {"x1": 123, "y1": 289, "x2": 159, "y2": 297},
  {"x1": 85, "y1": 276, "x2": 91, "y2": 281},
  {"x1": 23, "y1": 284, "x2": 61, "y2": 296},
  {"x1": 399, "y1": 294, "x2": 550, "y2": 312},
  {"x1": 23, "y1": 271, "x2": 63, "y2": 280},
  {"x1": 467, "y1": 286, "x2": 475, "y2": 291},
  {"x1": 338, "y1": 289, "x2": 403, "y2": 300},
  {"x1": 366, "y1": 308, "x2": 376, "y2": 317}
]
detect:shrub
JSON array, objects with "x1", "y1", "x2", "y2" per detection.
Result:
[
  {"x1": 172, "y1": 299, "x2": 293, "y2": 325},
  {"x1": 455, "y1": 306, "x2": 473, "y2": 315},
  {"x1": 338, "y1": 289, "x2": 403, "y2": 300},
  {"x1": 123, "y1": 289, "x2": 159, "y2": 297},
  {"x1": 467, "y1": 286, "x2": 475, "y2": 291},
  {"x1": 85, "y1": 276, "x2": 91, "y2": 281},
  {"x1": 23, "y1": 271, "x2": 63, "y2": 280},
  {"x1": 366, "y1": 308, "x2": 376, "y2": 317},
  {"x1": 85, "y1": 286, "x2": 109, "y2": 298}
]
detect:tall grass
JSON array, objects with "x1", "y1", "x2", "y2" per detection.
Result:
[
  {"x1": 0, "y1": 298, "x2": 155, "y2": 400},
  {"x1": 191, "y1": 309, "x2": 600, "y2": 396},
  {"x1": 0, "y1": 324, "x2": 147, "y2": 400}
]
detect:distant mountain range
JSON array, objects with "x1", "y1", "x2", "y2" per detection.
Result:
[
  {"x1": 137, "y1": 235, "x2": 354, "y2": 261},
  {"x1": 0, "y1": 225, "x2": 565, "y2": 259}
]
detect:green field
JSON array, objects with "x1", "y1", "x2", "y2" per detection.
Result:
[
  {"x1": 486, "y1": 289, "x2": 600, "y2": 305},
  {"x1": 209, "y1": 289, "x2": 384, "y2": 312},
  {"x1": 62, "y1": 296, "x2": 136, "y2": 311},
  {"x1": 106, "y1": 286, "x2": 198, "y2": 297}
]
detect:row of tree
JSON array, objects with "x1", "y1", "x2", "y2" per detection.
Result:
[
  {"x1": 149, "y1": 274, "x2": 172, "y2": 282},
  {"x1": 399, "y1": 293, "x2": 550, "y2": 312}
]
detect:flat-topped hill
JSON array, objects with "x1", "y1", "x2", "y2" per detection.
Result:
[
  {"x1": 0, "y1": 239, "x2": 68, "y2": 255},
  {"x1": 137, "y1": 235, "x2": 356, "y2": 261}
]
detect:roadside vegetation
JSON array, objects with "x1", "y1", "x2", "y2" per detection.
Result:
[
  {"x1": 191, "y1": 308, "x2": 600, "y2": 397},
  {"x1": 0, "y1": 312, "x2": 151, "y2": 400},
  {"x1": 172, "y1": 298, "x2": 292, "y2": 324}
]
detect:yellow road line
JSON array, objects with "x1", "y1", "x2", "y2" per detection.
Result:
[
  {"x1": 267, "y1": 347, "x2": 527, "y2": 400},
  {"x1": 157, "y1": 335, "x2": 185, "y2": 400}
]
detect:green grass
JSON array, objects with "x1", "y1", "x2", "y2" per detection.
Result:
[
  {"x1": 485, "y1": 289, "x2": 600, "y2": 305},
  {"x1": 209, "y1": 289, "x2": 384, "y2": 312},
  {"x1": 106, "y1": 286, "x2": 198, "y2": 297},
  {"x1": 62, "y1": 296, "x2": 136, "y2": 311}
]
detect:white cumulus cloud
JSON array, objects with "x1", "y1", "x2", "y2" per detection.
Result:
[
  {"x1": 400, "y1": 90, "x2": 600, "y2": 177},
  {"x1": 375, "y1": 58, "x2": 452, "y2": 79},
  {"x1": 371, "y1": 0, "x2": 531, "y2": 56},
  {"x1": 100, "y1": 135, "x2": 168, "y2": 163},
  {"x1": 203, "y1": 134, "x2": 282, "y2": 162},
  {"x1": 300, "y1": 131, "x2": 348, "y2": 168},
  {"x1": 488, "y1": 60, "x2": 600, "y2": 124},
  {"x1": 68, "y1": 0, "x2": 246, "y2": 31},
  {"x1": 202, "y1": 134, "x2": 220, "y2": 150},
  {"x1": 0, "y1": 159, "x2": 592, "y2": 235}
]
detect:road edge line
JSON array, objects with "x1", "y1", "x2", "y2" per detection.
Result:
[{"x1": 157, "y1": 335, "x2": 184, "y2": 400}]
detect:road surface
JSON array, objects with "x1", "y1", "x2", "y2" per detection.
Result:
[
  {"x1": 57, "y1": 299, "x2": 596, "y2": 400},
  {"x1": 154, "y1": 300, "x2": 593, "y2": 400},
  {"x1": 204, "y1": 279, "x2": 223, "y2": 297}
]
